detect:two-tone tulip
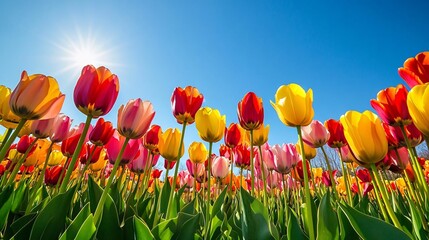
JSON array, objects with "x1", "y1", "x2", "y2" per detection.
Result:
[
  {"x1": 171, "y1": 86, "x2": 203, "y2": 124},
  {"x1": 50, "y1": 114, "x2": 72, "y2": 142},
  {"x1": 143, "y1": 124, "x2": 162, "y2": 154},
  {"x1": 117, "y1": 98, "x2": 155, "y2": 139},
  {"x1": 105, "y1": 131, "x2": 141, "y2": 165},
  {"x1": 0, "y1": 85, "x2": 20, "y2": 129},
  {"x1": 398, "y1": 51, "x2": 429, "y2": 88}
]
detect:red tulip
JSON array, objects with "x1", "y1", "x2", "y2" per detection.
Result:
[
  {"x1": 117, "y1": 98, "x2": 155, "y2": 139},
  {"x1": 74, "y1": 65, "x2": 119, "y2": 118},
  {"x1": 50, "y1": 114, "x2": 72, "y2": 143},
  {"x1": 16, "y1": 135, "x2": 37, "y2": 154},
  {"x1": 219, "y1": 144, "x2": 231, "y2": 159},
  {"x1": 292, "y1": 160, "x2": 311, "y2": 181},
  {"x1": 171, "y1": 86, "x2": 203, "y2": 124},
  {"x1": 61, "y1": 123, "x2": 91, "y2": 158},
  {"x1": 224, "y1": 123, "x2": 242, "y2": 148},
  {"x1": 237, "y1": 92, "x2": 264, "y2": 131},
  {"x1": 143, "y1": 125, "x2": 162, "y2": 154},
  {"x1": 370, "y1": 84, "x2": 411, "y2": 126},
  {"x1": 356, "y1": 168, "x2": 371, "y2": 183},
  {"x1": 233, "y1": 144, "x2": 252, "y2": 169},
  {"x1": 324, "y1": 119, "x2": 347, "y2": 148},
  {"x1": 398, "y1": 51, "x2": 429, "y2": 88},
  {"x1": 152, "y1": 169, "x2": 162, "y2": 179},
  {"x1": 45, "y1": 166, "x2": 63, "y2": 186},
  {"x1": 90, "y1": 118, "x2": 114, "y2": 146},
  {"x1": 322, "y1": 170, "x2": 338, "y2": 187},
  {"x1": 80, "y1": 144, "x2": 103, "y2": 164},
  {"x1": 164, "y1": 160, "x2": 176, "y2": 170}
]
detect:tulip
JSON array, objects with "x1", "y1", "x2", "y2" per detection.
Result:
[
  {"x1": 80, "y1": 144, "x2": 103, "y2": 165},
  {"x1": 211, "y1": 156, "x2": 229, "y2": 179},
  {"x1": 61, "y1": 123, "x2": 91, "y2": 158},
  {"x1": 237, "y1": 92, "x2": 264, "y2": 131},
  {"x1": 10, "y1": 71, "x2": 65, "y2": 120},
  {"x1": 171, "y1": 86, "x2": 204, "y2": 124},
  {"x1": 340, "y1": 146, "x2": 357, "y2": 163},
  {"x1": 49, "y1": 114, "x2": 72, "y2": 143},
  {"x1": 195, "y1": 107, "x2": 226, "y2": 143},
  {"x1": 128, "y1": 144, "x2": 151, "y2": 174},
  {"x1": 152, "y1": 169, "x2": 162, "y2": 179},
  {"x1": 117, "y1": 98, "x2": 155, "y2": 139},
  {"x1": 270, "y1": 83, "x2": 314, "y2": 127},
  {"x1": 322, "y1": 170, "x2": 338, "y2": 187},
  {"x1": 45, "y1": 166, "x2": 63, "y2": 186},
  {"x1": 89, "y1": 151, "x2": 107, "y2": 172},
  {"x1": 106, "y1": 131, "x2": 141, "y2": 165},
  {"x1": 296, "y1": 140, "x2": 317, "y2": 160},
  {"x1": 398, "y1": 51, "x2": 429, "y2": 88},
  {"x1": 186, "y1": 159, "x2": 205, "y2": 178},
  {"x1": 31, "y1": 118, "x2": 53, "y2": 139},
  {"x1": 260, "y1": 143, "x2": 276, "y2": 171},
  {"x1": 370, "y1": 84, "x2": 411, "y2": 126},
  {"x1": 143, "y1": 125, "x2": 162, "y2": 154},
  {"x1": 0, "y1": 85, "x2": 20, "y2": 129},
  {"x1": 16, "y1": 135, "x2": 37, "y2": 154},
  {"x1": 47, "y1": 150, "x2": 66, "y2": 166},
  {"x1": 291, "y1": 160, "x2": 311, "y2": 181},
  {"x1": 233, "y1": 144, "x2": 252, "y2": 169},
  {"x1": 74, "y1": 65, "x2": 119, "y2": 118},
  {"x1": 251, "y1": 124, "x2": 269, "y2": 146},
  {"x1": 407, "y1": 83, "x2": 429, "y2": 137},
  {"x1": 224, "y1": 123, "x2": 242, "y2": 148},
  {"x1": 188, "y1": 141, "x2": 208, "y2": 164},
  {"x1": 164, "y1": 160, "x2": 176, "y2": 170},
  {"x1": 219, "y1": 144, "x2": 231, "y2": 158},
  {"x1": 158, "y1": 128, "x2": 184, "y2": 161},
  {"x1": 271, "y1": 143, "x2": 299, "y2": 174},
  {"x1": 89, "y1": 118, "x2": 114, "y2": 146},
  {"x1": 324, "y1": 119, "x2": 347, "y2": 148},
  {"x1": 389, "y1": 147, "x2": 409, "y2": 172},
  {"x1": 302, "y1": 120, "x2": 330, "y2": 148},
  {"x1": 178, "y1": 171, "x2": 194, "y2": 188},
  {"x1": 340, "y1": 110, "x2": 388, "y2": 164}
]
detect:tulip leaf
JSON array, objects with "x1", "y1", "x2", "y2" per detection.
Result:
[
  {"x1": 174, "y1": 212, "x2": 201, "y2": 239},
  {"x1": 408, "y1": 197, "x2": 426, "y2": 240},
  {"x1": 287, "y1": 207, "x2": 308, "y2": 240},
  {"x1": 29, "y1": 186, "x2": 75, "y2": 240},
  {"x1": 160, "y1": 179, "x2": 171, "y2": 216},
  {"x1": 59, "y1": 203, "x2": 96, "y2": 240},
  {"x1": 338, "y1": 203, "x2": 412, "y2": 240},
  {"x1": 9, "y1": 213, "x2": 37, "y2": 240},
  {"x1": 336, "y1": 204, "x2": 359, "y2": 240},
  {"x1": 316, "y1": 192, "x2": 339, "y2": 240},
  {"x1": 123, "y1": 216, "x2": 154, "y2": 240},
  {"x1": 88, "y1": 176, "x2": 103, "y2": 213},
  {"x1": 97, "y1": 193, "x2": 122, "y2": 240},
  {"x1": 151, "y1": 216, "x2": 177, "y2": 240},
  {"x1": 239, "y1": 187, "x2": 275, "y2": 240},
  {"x1": 0, "y1": 185, "x2": 14, "y2": 230},
  {"x1": 11, "y1": 181, "x2": 28, "y2": 213}
]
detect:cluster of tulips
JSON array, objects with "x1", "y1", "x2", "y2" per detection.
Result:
[{"x1": 0, "y1": 52, "x2": 429, "y2": 240}]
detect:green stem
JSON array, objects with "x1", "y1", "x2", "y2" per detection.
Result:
[
  {"x1": 194, "y1": 162, "x2": 198, "y2": 200},
  {"x1": 166, "y1": 122, "x2": 187, "y2": 219},
  {"x1": 338, "y1": 149, "x2": 353, "y2": 204},
  {"x1": 369, "y1": 170, "x2": 390, "y2": 222},
  {"x1": 0, "y1": 128, "x2": 13, "y2": 151},
  {"x1": 297, "y1": 126, "x2": 315, "y2": 240},
  {"x1": 204, "y1": 141, "x2": 213, "y2": 240},
  {"x1": 258, "y1": 145, "x2": 268, "y2": 206},
  {"x1": 59, "y1": 115, "x2": 92, "y2": 193},
  {"x1": 249, "y1": 130, "x2": 255, "y2": 196},
  {"x1": 6, "y1": 137, "x2": 38, "y2": 187},
  {"x1": 0, "y1": 119, "x2": 26, "y2": 161},
  {"x1": 370, "y1": 163, "x2": 404, "y2": 230},
  {"x1": 229, "y1": 151, "x2": 234, "y2": 192},
  {"x1": 320, "y1": 146, "x2": 337, "y2": 198},
  {"x1": 93, "y1": 137, "x2": 130, "y2": 226}
]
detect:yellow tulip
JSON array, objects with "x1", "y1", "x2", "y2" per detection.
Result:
[
  {"x1": 7, "y1": 149, "x2": 23, "y2": 163},
  {"x1": 340, "y1": 110, "x2": 388, "y2": 164},
  {"x1": 188, "y1": 141, "x2": 208, "y2": 164},
  {"x1": 195, "y1": 107, "x2": 226, "y2": 143},
  {"x1": 296, "y1": 140, "x2": 317, "y2": 160},
  {"x1": 158, "y1": 128, "x2": 185, "y2": 161},
  {"x1": 270, "y1": 83, "x2": 314, "y2": 127},
  {"x1": 250, "y1": 124, "x2": 270, "y2": 146},
  {"x1": 0, "y1": 85, "x2": 20, "y2": 129},
  {"x1": 407, "y1": 83, "x2": 429, "y2": 136},
  {"x1": 9, "y1": 71, "x2": 65, "y2": 120},
  {"x1": 24, "y1": 139, "x2": 50, "y2": 167},
  {"x1": 90, "y1": 152, "x2": 107, "y2": 172},
  {"x1": 47, "y1": 150, "x2": 66, "y2": 166}
]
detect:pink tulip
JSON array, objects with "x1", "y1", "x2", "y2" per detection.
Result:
[
  {"x1": 128, "y1": 144, "x2": 151, "y2": 173},
  {"x1": 254, "y1": 144, "x2": 272, "y2": 178},
  {"x1": 339, "y1": 146, "x2": 357, "y2": 163},
  {"x1": 186, "y1": 159, "x2": 205, "y2": 178},
  {"x1": 179, "y1": 170, "x2": 194, "y2": 188},
  {"x1": 301, "y1": 120, "x2": 330, "y2": 148},
  {"x1": 106, "y1": 131, "x2": 141, "y2": 165},
  {"x1": 50, "y1": 114, "x2": 72, "y2": 142},
  {"x1": 118, "y1": 98, "x2": 155, "y2": 139},
  {"x1": 271, "y1": 143, "x2": 299, "y2": 174},
  {"x1": 31, "y1": 118, "x2": 53, "y2": 138},
  {"x1": 211, "y1": 156, "x2": 229, "y2": 179},
  {"x1": 389, "y1": 147, "x2": 409, "y2": 171}
]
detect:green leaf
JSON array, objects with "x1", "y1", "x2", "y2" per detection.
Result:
[
  {"x1": 408, "y1": 197, "x2": 426, "y2": 240},
  {"x1": 287, "y1": 207, "x2": 308, "y2": 240},
  {"x1": 9, "y1": 213, "x2": 37, "y2": 240},
  {"x1": 240, "y1": 188, "x2": 275, "y2": 240},
  {"x1": 87, "y1": 176, "x2": 103, "y2": 213},
  {"x1": 174, "y1": 212, "x2": 201, "y2": 239},
  {"x1": 160, "y1": 179, "x2": 171, "y2": 216},
  {"x1": 11, "y1": 181, "x2": 28, "y2": 213},
  {"x1": 29, "y1": 186, "x2": 75, "y2": 240},
  {"x1": 316, "y1": 192, "x2": 339, "y2": 240},
  {"x1": 336, "y1": 204, "x2": 359, "y2": 240},
  {"x1": 96, "y1": 193, "x2": 122, "y2": 240},
  {"x1": 151, "y1": 216, "x2": 177, "y2": 240},
  {"x1": 301, "y1": 196, "x2": 317, "y2": 239},
  {"x1": 210, "y1": 188, "x2": 228, "y2": 238},
  {"x1": 123, "y1": 216, "x2": 155, "y2": 240},
  {"x1": 338, "y1": 203, "x2": 412, "y2": 240},
  {"x1": 0, "y1": 185, "x2": 14, "y2": 230},
  {"x1": 59, "y1": 203, "x2": 96, "y2": 240}
]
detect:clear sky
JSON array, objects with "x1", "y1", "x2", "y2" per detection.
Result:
[{"x1": 1, "y1": 1, "x2": 428, "y2": 170}]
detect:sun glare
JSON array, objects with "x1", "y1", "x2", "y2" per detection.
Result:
[{"x1": 53, "y1": 27, "x2": 118, "y2": 77}]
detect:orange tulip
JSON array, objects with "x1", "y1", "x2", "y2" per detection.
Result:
[{"x1": 398, "y1": 51, "x2": 429, "y2": 88}]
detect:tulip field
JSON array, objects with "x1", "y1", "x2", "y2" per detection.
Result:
[{"x1": 1, "y1": 52, "x2": 429, "y2": 240}]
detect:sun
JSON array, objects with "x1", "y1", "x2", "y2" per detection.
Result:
[{"x1": 53, "y1": 27, "x2": 118, "y2": 77}]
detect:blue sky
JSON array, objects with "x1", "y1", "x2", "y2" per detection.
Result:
[{"x1": 1, "y1": 1, "x2": 428, "y2": 170}]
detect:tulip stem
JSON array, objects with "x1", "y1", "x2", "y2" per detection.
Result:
[
  {"x1": 297, "y1": 126, "x2": 315, "y2": 240},
  {"x1": 229, "y1": 151, "x2": 234, "y2": 192},
  {"x1": 59, "y1": 115, "x2": 92, "y2": 194},
  {"x1": 370, "y1": 163, "x2": 405, "y2": 231},
  {"x1": 249, "y1": 130, "x2": 255, "y2": 196},
  {"x1": 337, "y1": 149, "x2": 353, "y2": 204},
  {"x1": 93, "y1": 137, "x2": 129, "y2": 227},
  {"x1": 5, "y1": 137, "x2": 38, "y2": 188},
  {"x1": 166, "y1": 122, "x2": 187, "y2": 219},
  {"x1": 204, "y1": 141, "x2": 213, "y2": 240},
  {"x1": 320, "y1": 146, "x2": 337, "y2": 198},
  {"x1": 0, "y1": 119, "x2": 26, "y2": 162},
  {"x1": 0, "y1": 128, "x2": 13, "y2": 151},
  {"x1": 258, "y1": 145, "x2": 268, "y2": 206}
]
